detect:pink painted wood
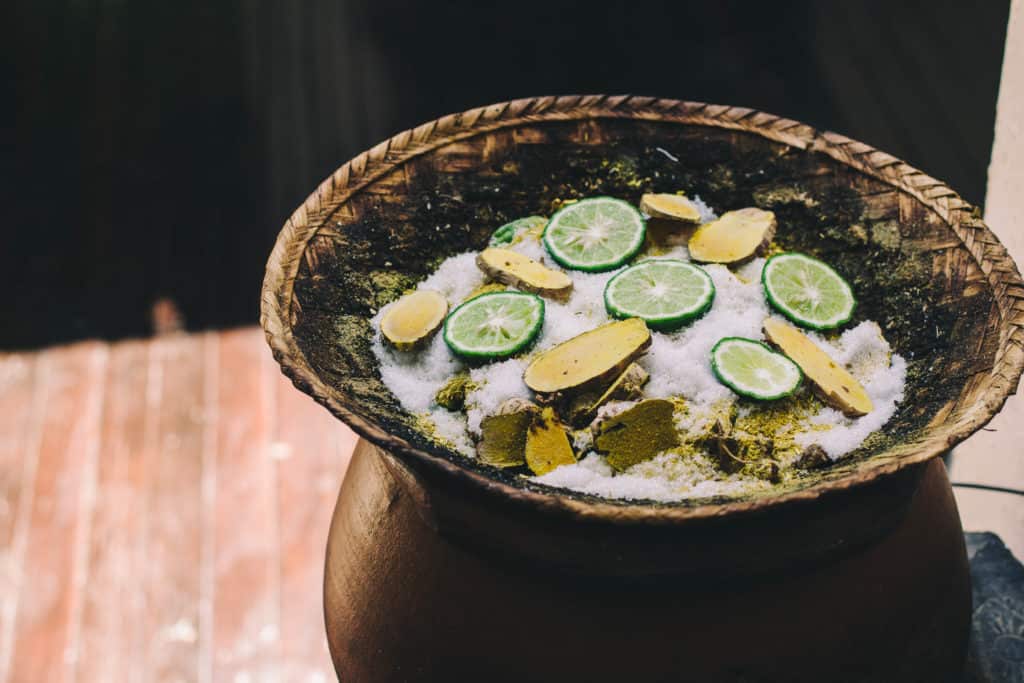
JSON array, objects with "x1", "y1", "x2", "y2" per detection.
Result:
[{"x1": 0, "y1": 328, "x2": 356, "y2": 682}]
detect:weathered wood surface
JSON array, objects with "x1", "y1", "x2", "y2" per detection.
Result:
[{"x1": 0, "y1": 328, "x2": 355, "y2": 682}]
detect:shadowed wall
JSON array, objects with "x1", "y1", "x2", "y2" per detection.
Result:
[{"x1": 3, "y1": 0, "x2": 1009, "y2": 349}]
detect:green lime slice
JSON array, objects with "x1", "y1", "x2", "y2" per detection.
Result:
[
  {"x1": 604, "y1": 259, "x2": 715, "y2": 331},
  {"x1": 711, "y1": 337, "x2": 802, "y2": 400},
  {"x1": 542, "y1": 197, "x2": 646, "y2": 272},
  {"x1": 442, "y1": 291, "x2": 545, "y2": 360},
  {"x1": 762, "y1": 253, "x2": 856, "y2": 330},
  {"x1": 489, "y1": 216, "x2": 547, "y2": 246}
]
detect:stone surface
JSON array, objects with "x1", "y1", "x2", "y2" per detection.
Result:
[{"x1": 964, "y1": 532, "x2": 1024, "y2": 682}]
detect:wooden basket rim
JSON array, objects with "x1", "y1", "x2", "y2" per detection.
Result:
[{"x1": 260, "y1": 94, "x2": 1024, "y2": 524}]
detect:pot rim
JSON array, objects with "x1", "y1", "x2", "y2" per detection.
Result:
[{"x1": 260, "y1": 94, "x2": 1024, "y2": 525}]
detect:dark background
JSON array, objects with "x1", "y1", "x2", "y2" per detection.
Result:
[{"x1": 4, "y1": 0, "x2": 1010, "y2": 350}]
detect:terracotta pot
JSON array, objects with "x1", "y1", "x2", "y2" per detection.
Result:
[
  {"x1": 259, "y1": 97, "x2": 1024, "y2": 681},
  {"x1": 325, "y1": 440, "x2": 969, "y2": 682}
]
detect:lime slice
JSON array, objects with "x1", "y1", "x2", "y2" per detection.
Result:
[
  {"x1": 603, "y1": 259, "x2": 715, "y2": 331},
  {"x1": 762, "y1": 253, "x2": 856, "y2": 330},
  {"x1": 490, "y1": 216, "x2": 547, "y2": 246},
  {"x1": 442, "y1": 291, "x2": 544, "y2": 360},
  {"x1": 542, "y1": 197, "x2": 646, "y2": 272},
  {"x1": 711, "y1": 337, "x2": 802, "y2": 400}
]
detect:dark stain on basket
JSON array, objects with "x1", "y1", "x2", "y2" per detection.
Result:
[{"x1": 289, "y1": 118, "x2": 995, "y2": 505}]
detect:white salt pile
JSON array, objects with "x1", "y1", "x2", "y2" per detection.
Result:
[
  {"x1": 690, "y1": 195, "x2": 718, "y2": 224},
  {"x1": 795, "y1": 323, "x2": 907, "y2": 459},
  {"x1": 535, "y1": 452, "x2": 774, "y2": 501},
  {"x1": 369, "y1": 199, "x2": 907, "y2": 502}
]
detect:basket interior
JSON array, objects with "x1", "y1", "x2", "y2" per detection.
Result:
[{"x1": 287, "y1": 118, "x2": 999, "y2": 506}]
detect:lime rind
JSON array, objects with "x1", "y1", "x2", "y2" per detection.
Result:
[
  {"x1": 761, "y1": 253, "x2": 856, "y2": 330},
  {"x1": 603, "y1": 259, "x2": 715, "y2": 331},
  {"x1": 442, "y1": 291, "x2": 545, "y2": 360},
  {"x1": 489, "y1": 216, "x2": 547, "y2": 246},
  {"x1": 710, "y1": 337, "x2": 802, "y2": 401},
  {"x1": 542, "y1": 197, "x2": 646, "y2": 272}
]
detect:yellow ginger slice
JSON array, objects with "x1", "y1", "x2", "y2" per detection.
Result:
[
  {"x1": 380, "y1": 290, "x2": 448, "y2": 351},
  {"x1": 524, "y1": 407, "x2": 576, "y2": 475},
  {"x1": 476, "y1": 248, "x2": 573, "y2": 301},
  {"x1": 639, "y1": 193, "x2": 702, "y2": 223},
  {"x1": 593, "y1": 399, "x2": 680, "y2": 472},
  {"x1": 463, "y1": 282, "x2": 507, "y2": 302},
  {"x1": 523, "y1": 318, "x2": 651, "y2": 396},
  {"x1": 688, "y1": 207, "x2": 776, "y2": 265},
  {"x1": 564, "y1": 362, "x2": 649, "y2": 427},
  {"x1": 476, "y1": 399, "x2": 539, "y2": 468},
  {"x1": 762, "y1": 317, "x2": 873, "y2": 417},
  {"x1": 434, "y1": 373, "x2": 477, "y2": 411}
]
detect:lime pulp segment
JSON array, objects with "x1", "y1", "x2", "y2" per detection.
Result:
[
  {"x1": 542, "y1": 197, "x2": 646, "y2": 272},
  {"x1": 711, "y1": 337, "x2": 802, "y2": 400},
  {"x1": 604, "y1": 259, "x2": 715, "y2": 331},
  {"x1": 762, "y1": 253, "x2": 855, "y2": 330},
  {"x1": 442, "y1": 291, "x2": 545, "y2": 359}
]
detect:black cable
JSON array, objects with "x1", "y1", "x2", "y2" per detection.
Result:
[{"x1": 952, "y1": 482, "x2": 1024, "y2": 497}]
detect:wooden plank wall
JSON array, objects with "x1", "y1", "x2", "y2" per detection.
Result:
[{"x1": 0, "y1": 328, "x2": 356, "y2": 682}]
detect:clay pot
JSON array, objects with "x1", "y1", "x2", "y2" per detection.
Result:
[
  {"x1": 260, "y1": 97, "x2": 1024, "y2": 681},
  {"x1": 325, "y1": 440, "x2": 969, "y2": 682}
]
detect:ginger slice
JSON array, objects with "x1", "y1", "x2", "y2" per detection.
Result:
[
  {"x1": 639, "y1": 193, "x2": 702, "y2": 223},
  {"x1": 476, "y1": 399, "x2": 539, "y2": 468},
  {"x1": 434, "y1": 373, "x2": 477, "y2": 412},
  {"x1": 523, "y1": 318, "x2": 651, "y2": 396},
  {"x1": 463, "y1": 282, "x2": 507, "y2": 302},
  {"x1": 688, "y1": 207, "x2": 776, "y2": 265},
  {"x1": 592, "y1": 399, "x2": 680, "y2": 472},
  {"x1": 380, "y1": 290, "x2": 448, "y2": 351},
  {"x1": 762, "y1": 317, "x2": 873, "y2": 417},
  {"x1": 525, "y1": 407, "x2": 576, "y2": 475},
  {"x1": 476, "y1": 247, "x2": 573, "y2": 301},
  {"x1": 563, "y1": 362, "x2": 649, "y2": 428}
]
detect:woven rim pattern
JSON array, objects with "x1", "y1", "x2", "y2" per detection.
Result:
[{"x1": 260, "y1": 95, "x2": 1024, "y2": 523}]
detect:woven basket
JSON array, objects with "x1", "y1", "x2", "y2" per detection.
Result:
[{"x1": 261, "y1": 95, "x2": 1024, "y2": 521}]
